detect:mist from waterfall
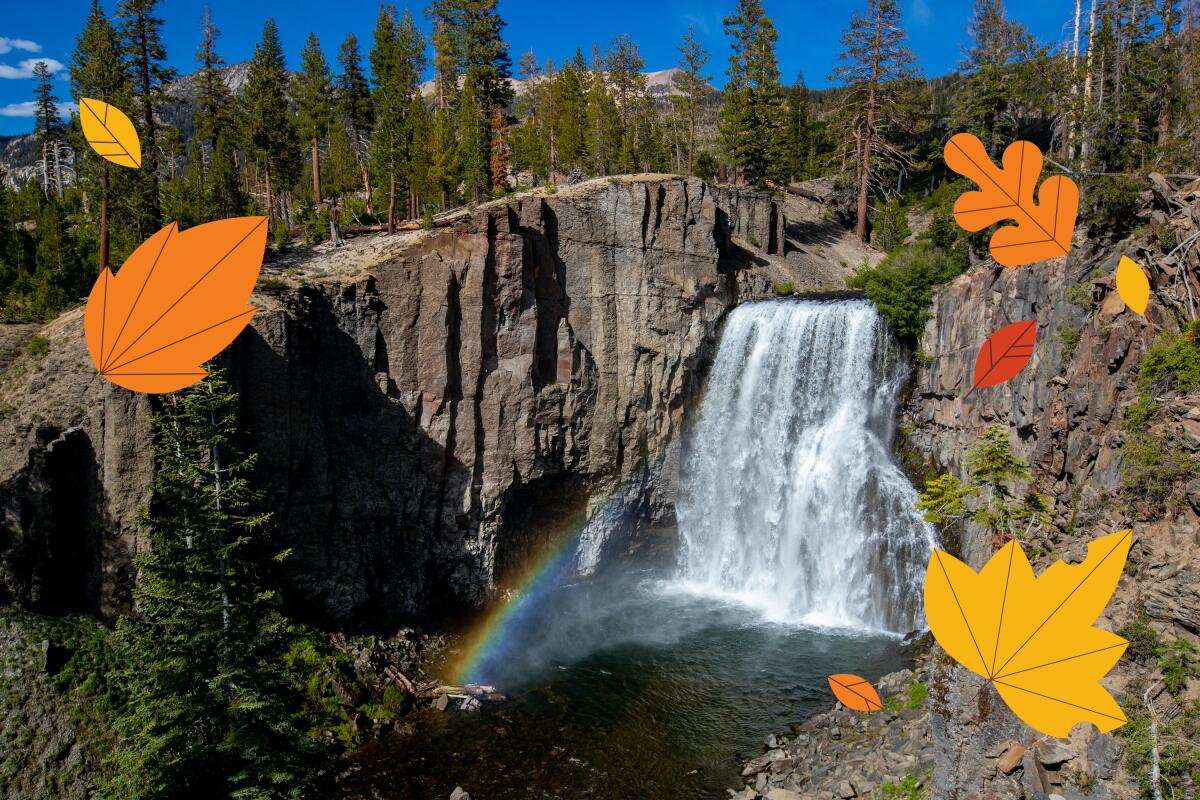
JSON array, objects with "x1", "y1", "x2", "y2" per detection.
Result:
[{"x1": 673, "y1": 298, "x2": 935, "y2": 634}]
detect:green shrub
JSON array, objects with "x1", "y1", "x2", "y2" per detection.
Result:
[
  {"x1": 1158, "y1": 639, "x2": 1199, "y2": 697},
  {"x1": 871, "y1": 196, "x2": 912, "y2": 253},
  {"x1": 1066, "y1": 281, "x2": 1092, "y2": 308},
  {"x1": 25, "y1": 335, "x2": 48, "y2": 357},
  {"x1": 1119, "y1": 609, "x2": 1160, "y2": 663},
  {"x1": 1059, "y1": 328, "x2": 1081, "y2": 361},
  {"x1": 884, "y1": 681, "x2": 928, "y2": 712},
  {"x1": 1123, "y1": 392, "x2": 1159, "y2": 433},
  {"x1": 1120, "y1": 432, "x2": 1199, "y2": 506},
  {"x1": 879, "y1": 769, "x2": 931, "y2": 800},
  {"x1": 1087, "y1": 176, "x2": 1144, "y2": 240},
  {"x1": 848, "y1": 242, "x2": 967, "y2": 341},
  {"x1": 1139, "y1": 321, "x2": 1200, "y2": 394},
  {"x1": 257, "y1": 276, "x2": 289, "y2": 291},
  {"x1": 694, "y1": 152, "x2": 717, "y2": 181},
  {"x1": 772, "y1": 282, "x2": 796, "y2": 296}
]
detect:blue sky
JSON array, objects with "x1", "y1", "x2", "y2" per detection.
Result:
[{"x1": 0, "y1": 0, "x2": 1077, "y2": 136}]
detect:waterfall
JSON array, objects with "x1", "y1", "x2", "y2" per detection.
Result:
[{"x1": 674, "y1": 298, "x2": 934, "y2": 634}]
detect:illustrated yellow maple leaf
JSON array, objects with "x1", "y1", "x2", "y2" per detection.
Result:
[{"x1": 924, "y1": 530, "x2": 1132, "y2": 737}]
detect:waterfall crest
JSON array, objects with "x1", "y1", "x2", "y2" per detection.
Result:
[{"x1": 674, "y1": 299, "x2": 934, "y2": 634}]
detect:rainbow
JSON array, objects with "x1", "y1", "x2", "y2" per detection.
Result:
[{"x1": 448, "y1": 524, "x2": 583, "y2": 685}]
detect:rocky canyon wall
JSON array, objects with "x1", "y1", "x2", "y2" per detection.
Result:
[
  {"x1": 0, "y1": 176, "x2": 790, "y2": 626},
  {"x1": 904, "y1": 177, "x2": 1200, "y2": 799}
]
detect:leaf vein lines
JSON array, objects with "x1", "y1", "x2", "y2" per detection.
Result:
[
  {"x1": 992, "y1": 680, "x2": 1126, "y2": 722},
  {"x1": 105, "y1": 308, "x2": 256, "y2": 372},
  {"x1": 992, "y1": 530, "x2": 1132, "y2": 677},
  {"x1": 103, "y1": 225, "x2": 175, "y2": 371},
  {"x1": 105, "y1": 218, "x2": 267, "y2": 370},
  {"x1": 934, "y1": 551, "x2": 991, "y2": 678}
]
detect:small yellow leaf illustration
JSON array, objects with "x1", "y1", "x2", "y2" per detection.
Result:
[
  {"x1": 78, "y1": 98, "x2": 141, "y2": 169},
  {"x1": 1115, "y1": 255, "x2": 1150, "y2": 316},
  {"x1": 924, "y1": 531, "x2": 1131, "y2": 737}
]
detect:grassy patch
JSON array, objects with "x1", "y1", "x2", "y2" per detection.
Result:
[
  {"x1": 772, "y1": 282, "x2": 796, "y2": 296},
  {"x1": 884, "y1": 681, "x2": 928, "y2": 712},
  {"x1": 25, "y1": 335, "x2": 49, "y2": 357}
]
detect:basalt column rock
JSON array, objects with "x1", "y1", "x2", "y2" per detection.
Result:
[{"x1": 0, "y1": 177, "x2": 794, "y2": 625}]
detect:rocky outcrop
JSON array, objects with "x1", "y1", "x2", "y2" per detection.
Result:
[
  {"x1": 902, "y1": 176, "x2": 1200, "y2": 799},
  {"x1": 0, "y1": 176, "x2": 799, "y2": 626},
  {"x1": 732, "y1": 666, "x2": 936, "y2": 800}
]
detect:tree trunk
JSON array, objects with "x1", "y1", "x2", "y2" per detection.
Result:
[
  {"x1": 1081, "y1": 0, "x2": 1098, "y2": 160},
  {"x1": 687, "y1": 112, "x2": 695, "y2": 175},
  {"x1": 52, "y1": 142, "x2": 63, "y2": 199},
  {"x1": 264, "y1": 162, "x2": 274, "y2": 225},
  {"x1": 40, "y1": 142, "x2": 48, "y2": 198},
  {"x1": 312, "y1": 135, "x2": 322, "y2": 206},
  {"x1": 387, "y1": 172, "x2": 396, "y2": 234},
  {"x1": 209, "y1": 407, "x2": 231, "y2": 640},
  {"x1": 100, "y1": 163, "x2": 110, "y2": 272}
]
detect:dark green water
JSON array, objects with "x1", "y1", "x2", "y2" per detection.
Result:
[{"x1": 341, "y1": 572, "x2": 909, "y2": 800}]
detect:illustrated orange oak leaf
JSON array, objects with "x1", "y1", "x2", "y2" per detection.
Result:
[
  {"x1": 78, "y1": 98, "x2": 141, "y2": 169},
  {"x1": 969, "y1": 319, "x2": 1036, "y2": 395},
  {"x1": 924, "y1": 531, "x2": 1132, "y2": 737},
  {"x1": 827, "y1": 674, "x2": 883, "y2": 712},
  {"x1": 84, "y1": 216, "x2": 268, "y2": 394},
  {"x1": 1115, "y1": 256, "x2": 1150, "y2": 316},
  {"x1": 944, "y1": 133, "x2": 1079, "y2": 267}
]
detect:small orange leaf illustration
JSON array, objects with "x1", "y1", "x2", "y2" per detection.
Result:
[
  {"x1": 828, "y1": 674, "x2": 883, "y2": 712},
  {"x1": 924, "y1": 531, "x2": 1131, "y2": 736},
  {"x1": 79, "y1": 98, "x2": 142, "y2": 169},
  {"x1": 84, "y1": 216, "x2": 268, "y2": 394},
  {"x1": 945, "y1": 133, "x2": 1079, "y2": 267},
  {"x1": 969, "y1": 319, "x2": 1036, "y2": 395}
]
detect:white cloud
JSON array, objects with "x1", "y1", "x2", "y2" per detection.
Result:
[
  {"x1": 0, "y1": 38, "x2": 41, "y2": 55},
  {"x1": 0, "y1": 99, "x2": 77, "y2": 118},
  {"x1": 0, "y1": 57, "x2": 66, "y2": 80}
]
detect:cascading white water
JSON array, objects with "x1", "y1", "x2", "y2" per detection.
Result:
[{"x1": 674, "y1": 298, "x2": 935, "y2": 634}]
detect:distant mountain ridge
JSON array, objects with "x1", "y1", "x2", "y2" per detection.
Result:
[{"x1": 0, "y1": 62, "x2": 705, "y2": 188}]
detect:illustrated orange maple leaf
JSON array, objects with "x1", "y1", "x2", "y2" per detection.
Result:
[
  {"x1": 924, "y1": 531, "x2": 1131, "y2": 737},
  {"x1": 944, "y1": 133, "x2": 1079, "y2": 268},
  {"x1": 84, "y1": 217, "x2": 268, "y2": 394}
]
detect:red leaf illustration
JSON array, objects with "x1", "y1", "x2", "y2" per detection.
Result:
[{"x1": 970, "y1": 320, "x2": 1037, "y2": 394}]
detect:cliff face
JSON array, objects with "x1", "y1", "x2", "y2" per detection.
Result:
[
  {"x1": 904, "y1": 177, "x2": 1200, "y2": 799},
  {"x1": 0, "y1": 176, "x2": 791, "y2": 626}
]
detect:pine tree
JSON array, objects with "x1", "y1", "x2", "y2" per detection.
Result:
[
  {"x1": 242, "y1": 19, "x2": 299, "y2": 227},
  {"x1": 193, "y1": 7, "x2": 235, "y2": 155},
  {"x1": 428, "y1": 106, "x2": 459, "y2": 209},
  {"x1": 70, "y1": 0, "x2": 126, "y2": 272},
  {"x1": 552, "y1": 50, "x2": 588, "y2": 173},
  {"x1": 207, "y1": 133, "x2": 246, "y2": 220},
  {"x1": 116, "y1": 0, "x2": 175, "y2": 235},
  {"x1": 831, "y1": 0, "x2": 920, "y2": 241},
  {"x1": 295, "y1": 33, "x2": 334, "y2": 206},
  {"x1": 105, "y1": 368, "x2": 335, "y2": 800},
  {"x1": 32, "y1": 62, "x2": 64, "y2": 200},
  {"x1": 785, "y1": 73, "x2": 813, "y2": 180},
  {"x1": 719, "y1": 0, "x2": 792, "y2": 187},
  {"x1": 336, "y1": 33, "x2": 375, "y2": 203},
  {"x1": 407, "y1": 95, "x2": 433, "y2": 214},
  {"x1": 673, "y1": 25, "x2": 711, "y2": 175},
  {"x1": 370, "y1": 6, "x2": 425, "y2": 230},
  {"x1": 953, "y1": 0, "x2": 1028, "y2": 157},
  {"x1": 456, "y1": 81, "x2": 489, "y2": 202},
  {"x1": 489, "y1": 107, "x2": 509, "y2": 193},
  {"x1": 585, "y1": 44, "x2": 620, "y2": 176},
  {"x1": 605, "y1": 34, "x2": 647, "y2": 172}
]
